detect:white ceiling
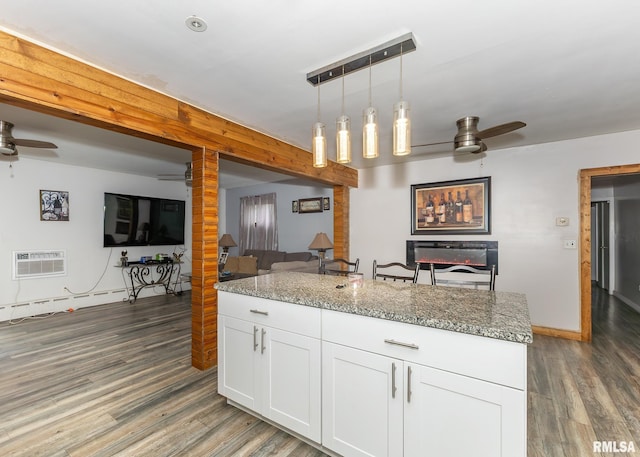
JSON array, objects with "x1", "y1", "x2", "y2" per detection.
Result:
[{"x1": 1, "y1": 1, "x2": 639, "y2": 184}]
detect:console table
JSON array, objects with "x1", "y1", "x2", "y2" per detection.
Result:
[{"x1": 119, "y1": 261, "x2": 181, "y2": 303}]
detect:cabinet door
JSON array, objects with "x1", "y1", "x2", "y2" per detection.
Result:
[
  {"x1": 322, "y1": 342, "x2": 403, "y2": 457},
  {"x1": 404, "y1": 363, "x2": 526, "y2": 457},
  {"x1": 263, "y1": 327, "x2": 322, "y2": 443},
  {"x1": 218, "y1": 315, "x2": 260, "y2": 411}
]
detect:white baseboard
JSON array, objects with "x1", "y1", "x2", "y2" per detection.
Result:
[
  {"x1": 612, "y1": 290, "x2": 640, "y2": 313},
  {"x1": 0, "y1": 281, "x2": 192, "y2": 323}
]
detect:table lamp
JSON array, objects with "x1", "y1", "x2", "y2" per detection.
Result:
[
  {"x1": 219, "y1": 234, "x2": 237, "y2": 253},
  {"x1": 308, "y1": 232, "x2": 334, "y2": 269}
]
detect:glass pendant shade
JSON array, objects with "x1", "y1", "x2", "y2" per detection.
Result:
[
  {"x1": 362, "y1": 106, "x2": 379, "y2": 159},
  {"x1": 312, "y1": 122, "x2": 327, "y2": 168},
  {"x1": 393, "y1": 100, "x2": 411, "y2": 156},
  {"x1": 336, "y1": 115, "x2": 351, "y2": 164}
]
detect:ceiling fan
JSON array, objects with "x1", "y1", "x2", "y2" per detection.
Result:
[
  {"x1": 0, "y1": 120, "x2": 58, "y2": 156},
  {"x1": 413, "y1": 116, "x2": 526, "y2": 153},
  {"x1": 157, "y1": 162, "x2": 193, "y2": 186}
]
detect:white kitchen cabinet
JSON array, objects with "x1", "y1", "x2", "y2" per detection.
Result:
[
  {"x1": 322, "y1": 309, "x2": 526, "y2": 457},
  {"x1": 322, "y1": 341, "x2": 404, "y2": 457},
  {"x1": 218, "y1": 292, "x2": 322, "y2": 443},
  {"x1": 217, "y1": 290, "x2": 528, "y2": 457},
  {"x1": 403, "y1": 363, "x2": 525, "y2": 457}
]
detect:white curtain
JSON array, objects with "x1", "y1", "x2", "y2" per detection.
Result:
[{"x1": 239, "y1": 193, "x2": 278, "y2": 253}]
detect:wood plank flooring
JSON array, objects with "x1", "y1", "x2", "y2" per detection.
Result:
[
  {"x1": 0, "y1": 286, "x2": 638, "y2": 456},
  {"x1": 0, "y1": 294, "x2": 325, "y2": 457},
  {"x1": 528, "y1": 286, "x2": 640, "y2": 457}
]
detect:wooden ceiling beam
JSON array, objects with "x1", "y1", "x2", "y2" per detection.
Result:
[{"x1": 0, "y1": 30, "x2": 357, "y2": 188}]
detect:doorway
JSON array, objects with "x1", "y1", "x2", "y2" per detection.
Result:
[
  {"x1": 579, "y1": 163, "x2": 640, "y2": 342},
  {"x1": 590, "y1": 201, "x2": 610, "y2": 291}
]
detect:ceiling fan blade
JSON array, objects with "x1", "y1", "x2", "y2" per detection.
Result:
[
  {"x1": 13, "y1": 138, "x2": 58, "y2": 149},
  {"x1": 157, "y1": 173, "x2": 185, "y2": 180},
  {"x1": 476, "y1": 121, "x2": 526, "y2": 139},
  {"x1": 411, "y1": 140, "x2": 453, "y2": 148}
]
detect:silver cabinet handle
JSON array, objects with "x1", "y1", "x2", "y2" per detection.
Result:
[
  {"x1": 253, "y1": 325, "x2": 259, "y2": 351},
  {"x1": 391, "y1": 362, "x2": 397, "y2": 399},
  {"x1": 250, "y1": 309, "x2": 269, "y2": 316},
  {"x1": 384, "y1": 339, "x2": 419, "y2": 350},
  {"x1": 407, "y1": 366, "x2": 413, "y2": 403},
  {"x1": 261, "y1": 328, "x2": 266, "y2": 354}
]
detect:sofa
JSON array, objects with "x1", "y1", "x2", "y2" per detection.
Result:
[{"x1": 223, "y1": 249, "x2": 319, "y2": 277}]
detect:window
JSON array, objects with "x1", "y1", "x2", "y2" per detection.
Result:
[{"x1": 239, "y1": 193, "x2": 278, "y2": 253}]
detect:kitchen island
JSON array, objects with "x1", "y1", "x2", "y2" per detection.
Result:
[{"x1": 216, "y1": 272, "x2": 532, "y2": 457}]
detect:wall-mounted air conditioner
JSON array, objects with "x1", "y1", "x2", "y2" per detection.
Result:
[{"x1": 12, "y1": 250, "x2": 67, "y2": 280}]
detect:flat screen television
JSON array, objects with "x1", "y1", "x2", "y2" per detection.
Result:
[{"x1": 103, "y1": 192, "x2": 186, "y2": 247}]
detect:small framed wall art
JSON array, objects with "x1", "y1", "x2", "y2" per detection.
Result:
[
  {"x1": 40, "y1": 190, "x2": 70, "y2": 221},
  {"x1": 323, "y1": 197, "x2": 330, "y2": 211},
  {"x1": 298, "y1": 197, "x2": 323, "y2": 213},
  {"x1": 292, "y1": 200, "x2": 299, "y2": 213}
]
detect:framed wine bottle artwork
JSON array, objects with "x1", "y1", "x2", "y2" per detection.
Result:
[{"x1": 410, "y1": 177, "x2": 491, "y2": 235}]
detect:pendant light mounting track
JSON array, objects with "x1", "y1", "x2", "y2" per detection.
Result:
[{"x1": 306, "y1": 33, "x2": 416, "y2": 86}]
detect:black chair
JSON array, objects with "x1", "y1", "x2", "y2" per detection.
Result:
[
  {"x1": 322, "y1": 258, "x2": 359, "y2": 276},
  {"x1": 429, "y1": 263, "x2": 496, "y2": 291},
  {"x1": 372, "y1": 260, "x2": 419, "y2": 283}
]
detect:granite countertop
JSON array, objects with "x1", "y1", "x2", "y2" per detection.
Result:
[{"x1": 215, "y1": 271, "x2": 533, "y2": 344}]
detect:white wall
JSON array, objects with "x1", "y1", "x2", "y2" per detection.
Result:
[
  {"x1": 0, "y1": 158, "x2": 192, "y2": 322},
  {"x1": 351, "y1": 129, "x2": 640, "y2": 332},
  {"x1": 612, "y1": 176, "x2": 640, "y2": 311},
  {"x1": 225, "y1": 180, "x2": 333, "y2": 256}
]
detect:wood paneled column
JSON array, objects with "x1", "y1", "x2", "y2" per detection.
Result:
[
  {"x1": 191, "y1": 148, "x2": 219, "y2": 369},
  {"x1": 0, "y1": 29, "x2": 358, "y2": 371},
  {"x1": 332, "y1": 185, "x2": 350, "y2": 260}
]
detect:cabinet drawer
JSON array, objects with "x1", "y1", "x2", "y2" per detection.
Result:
[
  {"x1": 322, "y1": 309, "x2": 526, "y2": 390},
  {"x1": 218, "y1": 291, "x2": 321, "y2": 338}
]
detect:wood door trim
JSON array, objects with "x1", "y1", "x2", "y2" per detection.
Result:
[{"x1": 579, "y1": 163, "x2": 640, "y2": 342}]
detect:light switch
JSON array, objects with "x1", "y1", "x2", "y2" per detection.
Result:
[{"x1": 556, "y1": 217, "x2": 569, "y2": 227}]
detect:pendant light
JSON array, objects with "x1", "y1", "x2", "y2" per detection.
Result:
[
  {"x1": 393, "y1": 43, "x2": 411, "y2": 156},
  {"x1": 336, "y1": 66, "x2": 351, "y2": 164},
  {"x1": 362, "y1": 56, "x2": 379, "y2": 159},
  {"x1": 312, "y1": 75, "x2": 327, "y2": 168}
]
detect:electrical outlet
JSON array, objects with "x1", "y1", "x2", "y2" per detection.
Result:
[
  {"x1": 556, "y1": 217, "x2": 570, "y2": 227},
  {"x1": 563, "y1": 240, "x2": 577, "y2": 249}
]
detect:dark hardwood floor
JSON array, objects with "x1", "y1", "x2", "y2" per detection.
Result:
[
  {"x1": 528, "y1": 285, "x2": 640, "y2": 457},
  {"x1": 0, "y1": 286, "x2": 638, "y2": 456}
]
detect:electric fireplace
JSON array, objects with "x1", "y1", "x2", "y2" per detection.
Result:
[{"x1": 406, "y1": 240, "x2": 498, "y2": 274}]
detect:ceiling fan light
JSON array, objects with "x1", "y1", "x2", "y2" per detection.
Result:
[
  {"x1": 312, "y1": 122, "x2": 327, "y2": 168},
  {"x1": 393, "y1": 100, "x2": 411, "y2": 156},
  {"x1": 454, "y1": 140, "x2": 482, "y2": 153},
  {"x1": 0, "y1": 145, "x2": 16, "y2": 155},
  {"x1": 362, "y1": 106, "x2": 379, "y2": 159},
  {"x1": 336, "y1": 115, "x2": 351, "y2": 164}
]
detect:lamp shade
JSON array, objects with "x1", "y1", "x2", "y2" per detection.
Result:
[
  {"x1": 336, "y1": 115, "x2": 352, "y2": 164},
  {"x1": 219, "y1": 234, "x2": 237, "y2": 248},
  {"x1": 362, "y1": 106, "x2": 379, "y2": 159},
  {"x1": 308, "y1": 232, "x2": 334, "y2": 251},
  {"x1": 393, "y1": 100, "x2": 411, "y2": 156},
  {"x1": 312, "y1": 122, "x2": 327, "y2": 168}
]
